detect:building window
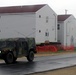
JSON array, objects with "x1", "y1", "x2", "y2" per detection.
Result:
[
  {"x1": 39, "y1": 15, "x2": 41, "y2": 18},
  {"x1": 45, "y1": 32, "x2": 49, "y2": 36},
  {"x1": 46, "y1": 16, "x2": 49, "y2": 23},
  {"x1": 39, "y1": 30, "x2": 41, "y2": 33},
  {"x1": 57, "y1": 24, "x2": 60, "y2": 30}
]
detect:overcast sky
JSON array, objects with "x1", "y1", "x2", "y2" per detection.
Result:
[{"x1": 0, "y1": 0, "x2": 76, "y2": 17}]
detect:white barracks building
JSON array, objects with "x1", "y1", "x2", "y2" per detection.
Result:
[
  {"x1": 58, "y1": 14, "x2": 76, "y2": 47},
  {"x1": 0, "y1": 4, "x2": 57, "y2": 44}
]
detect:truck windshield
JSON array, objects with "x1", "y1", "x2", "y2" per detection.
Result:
[{"x1": 0, "y1": 41, "x2": 15, "y2": 48}]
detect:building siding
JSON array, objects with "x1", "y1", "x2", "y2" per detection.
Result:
[
  {"x1": 0, "y1": 13, "x2": 36, "y2": 39},
  {"x1": 36, "y1": 5, "x2": 57, "y2": 44}
]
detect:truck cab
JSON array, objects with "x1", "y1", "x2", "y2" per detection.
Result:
[{"x1": 0, "y1": 38, "x2": 36, "y2": 64}]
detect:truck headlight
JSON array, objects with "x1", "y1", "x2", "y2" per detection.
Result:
[{"x1": 0, "y1": 51, "x2": 1, "y2": 53}]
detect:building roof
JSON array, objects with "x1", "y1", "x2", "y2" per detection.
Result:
[
  {"x1": 58, "y1": 15, "x2": 71, "y2": 21},
  {"x1": 0, "y1": 4, "x2": 46, "y2": 13}
]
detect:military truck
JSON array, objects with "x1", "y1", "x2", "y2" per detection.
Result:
[{"x1": 0, "y1": 38, "x2": 36, "y2": 64}]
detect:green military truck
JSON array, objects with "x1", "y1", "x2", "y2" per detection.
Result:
[{"x1": 0, "y1": 38, "x2": 37, "y2": 64}]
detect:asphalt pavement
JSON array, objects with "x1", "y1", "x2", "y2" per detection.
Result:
[{"x1": 0, "y1": 53, "x2": 76, "y2": 75}]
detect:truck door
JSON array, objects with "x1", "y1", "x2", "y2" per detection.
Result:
[{"x1": 21, "y1": 41, "x2": 28, "y2": 56}]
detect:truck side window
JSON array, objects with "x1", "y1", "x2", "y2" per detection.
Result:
[{"x1": 22, "y1": 42, "x2": 27, "y2": 49}]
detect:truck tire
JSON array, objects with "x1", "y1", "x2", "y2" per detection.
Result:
[
  {"x1": 27, "y1": 51, "x2": 34, "y2": 62},
  {"x1": 4, "y1": 52, "x2": 14, "y2": 64},
  {"x1": 13, "y1": 50, "x2": 18, "y2": 63}
]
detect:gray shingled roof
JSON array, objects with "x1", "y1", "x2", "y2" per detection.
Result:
[
  {"x1": 0, "y1": 4, "x2": 46, "y2": 13},
  {"x1": 58, "y1": 15, "x2": 71, "y2": 21}
]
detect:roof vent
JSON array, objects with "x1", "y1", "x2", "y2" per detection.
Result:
[{"x1": 65, "y1": 9, "x2": 68, "y2": 15}]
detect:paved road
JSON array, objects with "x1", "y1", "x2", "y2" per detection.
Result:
[{"x1": 0, "y1": 53, "x2": 76, "y2": 75}]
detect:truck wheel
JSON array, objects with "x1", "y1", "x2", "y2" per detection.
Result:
[
  {"x1": 4, "y1": 52, "x2": 14, "y2": 64},
  {"x1": 27, "y1": 51, "x2": 34, "y2": 62}
]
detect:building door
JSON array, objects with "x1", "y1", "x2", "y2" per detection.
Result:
[{"x1": 45, "y1": 29, "x2": 49, "y2": 42}]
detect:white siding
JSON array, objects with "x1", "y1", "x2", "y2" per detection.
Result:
[
  {"x1": 35, "y1": 5, "x2": 57, "y2": 44},
  {"x1": 64, "y1": 15, "x2": 76, "y2": 46},
  {"x1": 0, "y1": 13, "x2": 36, "y2": 39},
  {"x1": 58, "y1": 22, "x2": 64, "y2": 45}
]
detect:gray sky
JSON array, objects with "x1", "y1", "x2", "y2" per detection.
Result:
[{"x1": 0, "y1": 0, "x2": 76, "y2": 17}]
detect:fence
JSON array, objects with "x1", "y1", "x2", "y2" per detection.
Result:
[
  {"x1": 36, "y1": 45, "x2": 74, "y2": 53},
  {"x1": 36, "y1": 45, "x2": 58, "y2": 53}
]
